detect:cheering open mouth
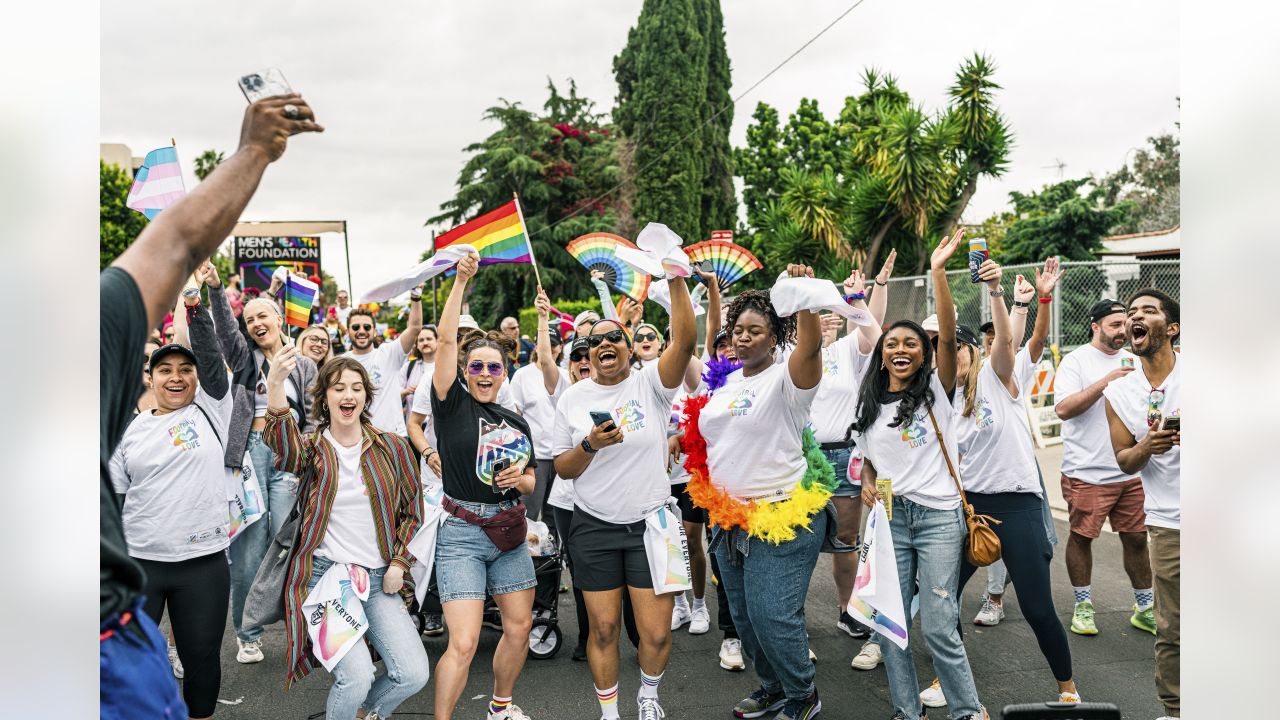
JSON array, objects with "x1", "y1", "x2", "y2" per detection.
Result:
[
  {"x1": 889, "y1": 355, "x2": 912, "y2": 371},
  {"x1": 597, "y1": 348, "x2": 619, "y2": 369}
]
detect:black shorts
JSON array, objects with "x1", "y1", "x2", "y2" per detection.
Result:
[
  {"x1": 670, "y1": 482, "x2": 707, "y2": 525},
  {"x1": 568, "y1": 507, "x2": 652, "y2": 592}
]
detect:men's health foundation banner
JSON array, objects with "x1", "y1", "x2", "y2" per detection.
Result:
[{"x1": 234, "y1": 236, "x2": 322, "y2": 292}]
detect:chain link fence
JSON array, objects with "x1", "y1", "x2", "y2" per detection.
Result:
[{"x1": 879, "y1": 259, "x2": 1181, "y2": 355}]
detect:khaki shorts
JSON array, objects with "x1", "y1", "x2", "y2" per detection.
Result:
[{"x1": 1060, "y1": 475, "x2": 1147, "y2": 538}]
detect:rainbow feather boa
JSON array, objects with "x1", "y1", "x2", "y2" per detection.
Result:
[{"x1": 679, "y1": 358, "x2": 837, "y2": 543}]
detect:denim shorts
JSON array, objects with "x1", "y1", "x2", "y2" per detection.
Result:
[
  {"x1": 821, "y1": 446, "x2": 859, "y2": 497},
  {"x1": 435, "y1": 498, "x2": 537, "y2": 603}
]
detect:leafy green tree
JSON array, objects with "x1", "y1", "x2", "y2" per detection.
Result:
[
  {"x1": 697, "y1": 0, "x2": 737, "y2": 238},
  {"x1": 100, "y1": 160, "x2": 147, "y2": 269},
  {"x1": 193, "y1": 149, "x2": 225, "y2": 181},
  {"x1": 998, "y1": 178, "x2": 1132, "y2": 263},
  {"x1": 1091, "y1": 131, "x2": 1179, "y2": 233},
  {"x1": 736, "y1": 103, "x2": 787, "y2": 231}
]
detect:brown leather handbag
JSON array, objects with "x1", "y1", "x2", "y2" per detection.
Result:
[
  {"x1": 926, "y1": 406, "x2": 1003, "y2": 567},
  {"x1": 442, "y1": 496, "x2": 528, "y2": 552}
]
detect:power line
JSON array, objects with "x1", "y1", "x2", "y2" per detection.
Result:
[{"x1": 531, "y1": 0, "x2": 873, "y2": 239}]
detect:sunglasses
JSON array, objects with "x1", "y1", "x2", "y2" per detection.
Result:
[
  {"x1": 466, "y1": 361, "x2": 506, "y2": 377},
  {"x1": 569, "y1": 350, "x2": 590, "y2": 362},
  {"x1": 586, "y1": 329, "x2": 627, "y2": 348},
  {"x1": 351, "y1": 324, "x2": 373, "y2": 332},
  {"x1": 1146, "y1": 388, "x2": 1166, "y2": 428},
  {"x1": 634, "y1": 331, "x2": 658, "y2": 343}
]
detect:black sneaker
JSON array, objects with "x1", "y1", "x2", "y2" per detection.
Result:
[
  {"x1": 777, "y1": 690, "x2": 822, "y2": 720},
  {"x1": 733, "y1": 687, "x2": 786, "y2": 719},
  {"x1": 422, "y1": 613, "x2": 444, "y2": 637},
  {"x1": 837, "y1": 610, "x2": 871, "y2": 639},
  {"x1": 572, "y1": 641, "x2": 587, "y2": 661}
]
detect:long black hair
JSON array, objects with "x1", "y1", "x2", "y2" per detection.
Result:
[{"x1": 850, "y1": 320, "x2": 936, "y2": 434}]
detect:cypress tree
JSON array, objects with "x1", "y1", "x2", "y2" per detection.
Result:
[{"x1": 699, "y1": 0, "x2": 737, "y2": 238}]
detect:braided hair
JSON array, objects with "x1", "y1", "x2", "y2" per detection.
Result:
[{"x1": 723, "y1": 289, "x2": 796, "y2": 352}]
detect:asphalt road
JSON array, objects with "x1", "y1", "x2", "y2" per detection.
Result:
[{"x1": 201, "y1": 446, "x2": 1161, "y2": 719}]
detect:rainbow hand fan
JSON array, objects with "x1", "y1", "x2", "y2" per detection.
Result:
[
  {"x1": 684, "y1": 239, "x2": 763, "y2": 291},
  {"x1": 565, "y1": 232, "x2": 651, "y2": 301}
]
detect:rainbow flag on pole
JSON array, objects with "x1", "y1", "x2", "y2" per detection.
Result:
[
  {"x1": 126, "y1": 146, "x2": 186, "y2": 220},
  {"x1": 433, "y1": 200, "x2": 532, "y2": 266},
  {"x1": 283, "y1": 274, "x2": 320, "y2": 329}
]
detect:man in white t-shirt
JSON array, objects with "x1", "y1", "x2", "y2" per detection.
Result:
[
  {"x1": 333, "y1": 288, "x2": 353, "y2": 327},
  {"x1": 346, "y1": 289, "x2": 423, "y2": 436},
  {"x1": 1103, "y1": 288, "x2": 1181, "y2": 719},
  {"x1": 1053, "y1": 299, "x2": 1152, "y2": 638}
]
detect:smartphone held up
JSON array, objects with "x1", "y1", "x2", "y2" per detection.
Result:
[{"x1": 238, "y1": 68, "x2": 293, "y2": 103}]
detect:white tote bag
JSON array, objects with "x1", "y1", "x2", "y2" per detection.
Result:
[
  {"x1": 227, "y1": 451, "x2": 265, "y2": 541},
  {"x1": 643, "y1": 498, "x2": 693, "y2": 595}
]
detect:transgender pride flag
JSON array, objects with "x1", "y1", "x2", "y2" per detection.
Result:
[{"x1": 126, "y1": 146, "x2": 186, "y2": 220}]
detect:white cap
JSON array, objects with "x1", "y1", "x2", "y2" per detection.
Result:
[
  {"x1": 573, "y1": 310, "x2": 600, "y2": 329},
  {"x1": 457, "y1": 314, "x2": 480, "y2": 331},
  {"x1": 921, "y1": 314, "x2": 940, "y2": 333}
]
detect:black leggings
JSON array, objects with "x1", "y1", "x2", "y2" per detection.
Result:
[
  {"x1": 552, "y1": 506, "x2": 638, "y2": 648},
  {"x1": 138, "y1": 551, "x2": 230, "y2": 717},
  {"x1": 958, "y1": 491, "x2": 1072, "y2": 682}
]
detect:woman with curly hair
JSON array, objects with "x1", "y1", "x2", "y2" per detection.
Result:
[
  {"x1": 681, "y1": 264, "x2": 829, "y2": 720},
  {"x1": 848, "y1": 230, "x2": 985, "y2": 720}
]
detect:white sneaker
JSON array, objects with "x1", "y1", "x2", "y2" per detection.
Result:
[
  {"x1": 488, "y1": 703, "x2": 531, "y2": 720},
  {"x1": 850, "y1": 640, "x2": 882, "y2": 670},
  {"x1": 919, "y1": 678, "x2": 946, "y2": 708},
  {"x1": 689, "y1": 606, "x2": 711, "y2": 635},
  {"x1": 973, "y1": 596, "x2": 1005, "y2": 626},
  {"x1": 167, "y1": 642, "x2": 184, "y2": 679},
  {"x1": 719, "y1": 638, "x2": 745, "y2": 671},
  {"x1": 808, "y1": 647, "x2": 817, "y2": 663},
  {"x1": 671, "y1": 602, "x2": 692, "y2": 631},
  {"x1": 236, "y1": 637, "x2": 264, "y2": 664}
]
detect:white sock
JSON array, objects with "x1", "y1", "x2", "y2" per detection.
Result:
[
  {"x1": 674, "y1": 593, "x2": 689, "y2": 610},
  {"x1": 596, "y1": 684, "x2": 620, "y2": 719},
  {"x1": 1073, "y1": 585, "x2": 1092, "y2": 604},
  {"x1": 1134, "y1": 587, "x2": 1154, "y2": 611},
  {"x1": 691, "y1": 597, "x2": 706, "y2": 612},
  {"x1": 639, "y1": 670, "x2": 663, "y2": 699}
]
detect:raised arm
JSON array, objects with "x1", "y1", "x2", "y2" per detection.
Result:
[
  {"x1": 397, "y1": 285, "x2": 424, "y2": 355},
  {"x1": 868, "y1": 248, "x2": 896, "y2": 328},
  {"x1": 203, "y1": 266, "x2": 252, "y2": 372},
  {"x1": 786, "y1": 264, "x2": 824, "y2": 390},
  {"x1": 841, "y1": 267, "x2": 882, "y2": 354},
  {"x1": 533, "y1": 287, "x2": 561, "y2": 395},
  {"x1": 185, "y1": 274, "x2": 229, "y2": 401},
  {"x1": 700, "y1": 268, "x2": 723, "y2": 353},
  {"x1": 656, "y1": 277, "x2": 696, "y2": 389},
  {"x1": 981, "y1": 259, "x2": 1015, "y2": 386},
  {"x1": 931, "y1": 229, "x2": 965, "y2": 397},
  {"x1": 1026, "y1": 257, "x2": 1060, "y2": 362},
  {"x1": 432, "y1": 253, "x2": 479, "y2": 401},
  {"x1": 590, "y1": 270, "x2": 621, "y2": 322},
  {"x1": 112, "y1": 96, "x2": 323, "y2": 331}
]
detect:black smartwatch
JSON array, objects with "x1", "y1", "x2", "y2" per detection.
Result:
[
  {"x1": 580, "y1": 438, "x2": 598, "y2": 455},
  {"x1": 1013, "y1": 299, "x2": 1030, "y2": 309}
]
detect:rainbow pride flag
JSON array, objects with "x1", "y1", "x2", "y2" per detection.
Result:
[
  {"x1": 434, "y1": 200, "x2": 532, "y2": 266},
  {"x1": 284, "y1": 274, "x2": 320, "y2": 329},
  {"x1": 126, "y1": 146, "x2": 186, "y2": 220}
]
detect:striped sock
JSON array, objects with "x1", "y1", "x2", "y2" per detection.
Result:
[
  {"x1": 1073, "y1": 585, "x2": 1092, "y2": 604},
  {"x1": 488, "y1": 695, "x2": 512, "y2": 716},
  {"x1": 596, "y1": 684, "x2": 620, "y2": 720},
  {"x1": 639, "y1": 670, "x2": 663, "y2": 699},
  {"x1": 1134, "y1": 587, "x2": 1154, "y2": 611}
]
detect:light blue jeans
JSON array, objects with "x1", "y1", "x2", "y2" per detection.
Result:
[
  {"x1": 712, "y1": 509, "x2": 827, "y2": 702},
  {"x1": 883, "y1": 496, "x2": 981, "y2": 720},
  {"x1": 228, "y1": 430, "x2": 299, "y2": 642},
  {"x1": 307, "y1": 556, "x2": 430, "y2": 718}
]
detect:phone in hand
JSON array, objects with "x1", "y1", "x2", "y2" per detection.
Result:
[
  {"x1": 968, "y1": 237, "x2": 989, "y2": 283},
  {"x1": 238, "y1": 68, "x2": 293, "y2": 103},
  {"x1": 1160, "y1": 415, "x2": 1180, "y2": 432},
  {"x1": 490, "y1": 458, "x2": 512, "y2": 493},
  {"x1": 589, "y1": 411, "x2": 616, "y2": 430}
]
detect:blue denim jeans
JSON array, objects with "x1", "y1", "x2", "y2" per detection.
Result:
[
  {"x1": 712, "y1": 509, "x2": 827, "y2": 702},
  {"x1": 883, "y1": 497, "x2": 981, "y2": 719},
  {"x1": 820, "y1": 447, "x2": 858, "y2": 497},
  {"x1": 435, "y1": 497, "x2": 537, "y2": 603},
  {"x1": 228, "y1": 430, "x2": 299, "y2": 642},
  {"x1": 307, "y1": 556, "x2": 430, "y2": 718}
]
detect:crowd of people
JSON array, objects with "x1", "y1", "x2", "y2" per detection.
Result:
[{"x1": 101, "y1": 97, "x2": 1181, "y2": 720}]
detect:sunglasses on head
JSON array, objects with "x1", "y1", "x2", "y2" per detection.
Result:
[
  {"x1": 586, "y1": 329, "x2": 627, "y2": 348},
  {"x1": 466, "y1": 361, "x2": 505, "y2": 377},
  {"x1": 634, "y1": 331, "x2": 658, "y2": 343},
  {"x1": 351, "y1": 323, "x2": 373, "y2": 332},
  {"x1": 1146, "y1": 388, "x2": 1166, "y2": 428}
]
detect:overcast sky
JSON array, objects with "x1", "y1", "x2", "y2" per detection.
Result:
[{"x1": 101, "y1": 0, "x2": 1177, "y2": 297}]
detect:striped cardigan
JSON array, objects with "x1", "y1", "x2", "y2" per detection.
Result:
[{"x1": 263, "y1": 408, "x2": 423, "y2": 687}]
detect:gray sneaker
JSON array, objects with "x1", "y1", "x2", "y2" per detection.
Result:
[
  {"x1": 733, "y1": 687, "x2": 786, "y2": 719},
  {"x1": 637, "y1": 696, "x2": 666, "y2": 720}
]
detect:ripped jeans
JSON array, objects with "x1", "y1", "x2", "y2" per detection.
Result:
[{"x1": 883, "y1": 496, "x2": 981, "y2": 720}]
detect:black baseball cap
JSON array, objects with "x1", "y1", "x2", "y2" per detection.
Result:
[
  {"x1": 1088, "y1": 299, "x2": 1126, "y2": 324},
  {"x1": 979, "y1": 321, "x2": 994, "y2": 335},
  {"x1": 147, "y1": 343, "x2": 198, "y2": 371},
  {"x1": 712, "y1": 329, "x2": 729, "y2": 347},
  {"x1": 569, "y1": 337, "x2": 590, "y2": 356},
  {"x1": 548, "y1": 327, "x2": 563, "y2": 346},
  {"x1": 956, "y1": 325, "x2": 981, "y2": 348}
]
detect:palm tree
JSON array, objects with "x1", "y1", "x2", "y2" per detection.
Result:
[
  {"x1": 193, "y1": 149, "x2": 225, "y2": 181},
  {"x1": 779, "y1": 167, "x2": 852, "y2": 260},
  {"x1": 938, "y1": 54, "x2": 1012, "y2": 238}
]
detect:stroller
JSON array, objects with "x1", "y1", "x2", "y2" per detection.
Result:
[{"x1": 411, "y1": 522, "x2": 567, "y2": 660}]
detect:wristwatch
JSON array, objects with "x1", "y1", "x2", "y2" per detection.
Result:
[
  {"x1": 1013, "y1": 299, "x2": 1030, "y2": 309},
  {"x1": 580, "y1": 438, "x2": 598, "y2": 455},
  {"x1": 989, "y1": 288, "x2": 1005, "y2": 297}
]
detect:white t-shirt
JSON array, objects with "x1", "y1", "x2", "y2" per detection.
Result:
[
  {"x1": 1054, "y1": 344, "x2": 1137, "y2": 484},
  {"x1": 547, "y1": 475, "x2": 575, "y2": 511},
  {"x1": 809, "y1": 333, "x2": 873, "y2": 444},
  {"x1": 109, "y1": 388, "x2": 234, "y2": 561},
  {"x1": 552, "y1": 363, "x2": 679, "y2": 524},
  {"x1": 350, "y1": 342, "x2": 409, "y2": 436},
  {"x1": 335, "y1": 305, "x2": 352, "y2": 327},
  {"x1": 314, "y1": 430, "x2": 386, "y2": 568},
  {"x1": 850, "y1": 372, "x2": 962, "y2": 510},
  {"x1": 954, "y1": 361, "x2": 1041, "y2": 495},
  {"x1": 252, "y1": 348, "x2": 299, "y2": 420},
  {"x1": 699, "y1": 363, "x2": 819, "y2": 502},
  {"x1": 509, "y1": 364, "x2": 570, "y2": 459},
  {"x1": 1103, "y1": 356, "x2": 1181, "y2": 529}
]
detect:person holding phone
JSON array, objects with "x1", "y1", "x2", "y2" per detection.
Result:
[
  {"x1": 430, "y1": 252, "x2": 539, "y2": 720},
  {"x1": 1104, "y1": 289, "x2": 1181, "y2": 719},
  {"x1": 848, "y1": 231, "x2": 985, "y2": 720},
  {"x1": 552, "y1": 268, "x2": 696, "y2": 720}
]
